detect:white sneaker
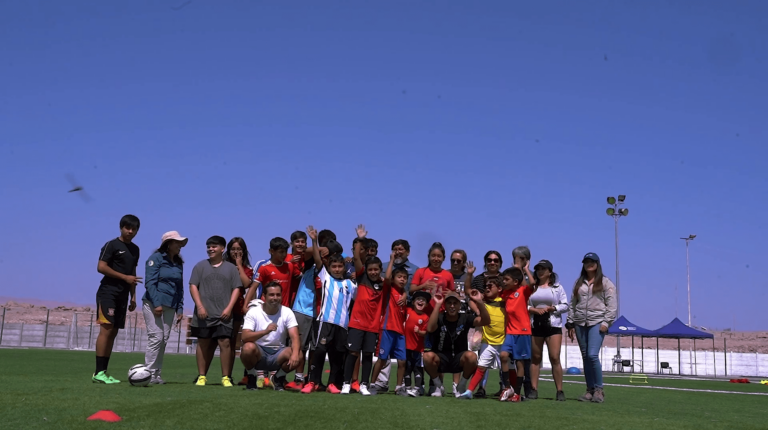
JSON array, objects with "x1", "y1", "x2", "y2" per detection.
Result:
[
  {"x1": 453, "y1": 382, "x2": 460, "y2": 398},
  {"x1": 431, "y1": 386, "x2": 445, "y2": 397},
  {"x1": 341, "y1": 383, "x2": 351, "y2": 394},
  {"x1": 407, "y1": 388, "x2": 421, "y2": 397},
  {"x1": 359, "y1": 384, "x2": 371, "y2": 396},
  {"x1": 500, "y1": 387, "x2": 513, "y2": 402},
  {"x1": 458, "y1": 389, "x2": 473, "y2": 400}
]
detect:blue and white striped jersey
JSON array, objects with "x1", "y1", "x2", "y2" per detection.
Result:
[{"x1": 316, "y1": 266, "x2": 357, "y2": 328}]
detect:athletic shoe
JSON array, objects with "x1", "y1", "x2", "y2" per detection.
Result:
[
  {"x1": 341, "y1": 383, "x2": 351, "y2": 394},
  {"x1": 578, "y1": 390, "x2": 594, "y2": 402},
  {"x1": 92, "y1": 371, "x2": 120, "y2": 384},
  {"x1": 195, "y1": 375, "x2": 207, "y2": 386},
  {"x1": 272, "y1": 376, "x2": 286, "y2": 392},
  {"x1": 591, "y1": 389, "x2": 605, "y2": 403},
  {"x1": 499, "y1": 387, "x2": 513, "y2": 402},
  {"x1": 300, "y1": 382, "x2": 317, "y2": 394},
  {"x1": 493, "y1": 388, "x2": 503, "y2": 398},
  {"x1": 507, "y1": 393, "x2": 521, "y2": 403},
  {"x1": 150, "y1": 377, "x2": 166, "y2": 385},
  {"x1": 431, "y1": 386, "x2": 445, "y2": 397},
  {"x1": 256, "y1": 375, "x2": 265, "y2": 389},
  {"x1": 527, "y1": 388, "x2": 538, "y2": 400},
  {"x1": 407, "y1": 388, "x2": 421, "y2": 397},
  {"x1": 326, "y1": 383, "x2": 341, "y2": 394},
  {"x1": 264, "y1": 377, "x2": 271, "y2": 387},
  {"x1": 351, "y1": 380, "x2": 360, "y2": 393},
  {"x1": 371, "y1": 383, "x2": 388, "y2": 393},
  {"x1": 222, "y1": 376, "x2": 234, "y2": 388},
  {"x1": 452, "y1": 382, "x2": 460, "y2": 398},
  {"x1": 238, "y1": 375, "x2": 249, "y2": 386},
  {"x1": 285, "y1": 380, "x2": 304, "y2": 391},
  {"x1": 246, "y1": 375, "x2": 257, "y2": 390},
  {"x1": 556, "y1": 390, "x2": 566, "y2": 402},
  {"x1": 458, "y1": 389, "x2": 473, "y2": 400},
  {"x1": 396, "y1": 385, "x2": 409, "y2": 396},
  {"x1": 318, "y1": 383, "x2": 327, "y2": 392},
  {"x1": 359, "y1": 383, "x2": 372, "y2": 396}
]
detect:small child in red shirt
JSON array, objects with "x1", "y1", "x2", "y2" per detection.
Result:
[
  {"x1": 499, "y1": 267, "x2": 534, "y2": 402},
  {"x1": 403, "y1": 291, "x2": 430, "y2": 396}
]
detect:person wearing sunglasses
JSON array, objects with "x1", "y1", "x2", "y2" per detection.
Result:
[{"x1": 448, "y1": 250, "x2": 471, "y2": 313}]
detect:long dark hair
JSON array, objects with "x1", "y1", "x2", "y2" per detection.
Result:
[
  {"x1": 572, "y1": 260, "x2": 604, "y2": 302},
  {"x1": 155, "y1": 241, "x2": 184, "y2": 264},
  {"x1": 534, "y1": 271, "x2": 558, "y2": 287},
  {"x1": 427, "y1": 242, "x2": 446, "y2": 267},
  {"x1": 224, "y1": 237, "x2": 252, "y2": 268},
  {"x1": 483, "y1": 250, "x2": 503, "y2": 271}
]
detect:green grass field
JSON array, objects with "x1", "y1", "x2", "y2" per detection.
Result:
[{"x1": 0, "y1": 349, "x2": 765, "y2": 429}]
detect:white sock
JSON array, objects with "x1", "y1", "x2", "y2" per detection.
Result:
[
  {"x1": 295, "y1": 373, "x2": 305, "y2": 382},
  {"x1": 257, "y1": 370, "x2": 264, "y2": 377},
  {"x1": 247, "y1": 368, "x2": 257, "y2": 376},
  {"x1": 433, "y1": 377, "x2": 443, "y2": 389},
  {"x1": 396, "y1": 384, "x2": 404, "y2": 390},
  {"x1": 458, "y1": 375, "x2": 468, "y2": 393}
]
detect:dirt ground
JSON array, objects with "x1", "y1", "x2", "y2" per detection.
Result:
[{"x1": 1, "y1": 299, "x2": 765, "y2": 353}]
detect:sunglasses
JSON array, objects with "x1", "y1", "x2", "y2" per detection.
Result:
[
  {"x1": 486, "y1": 258, "x2": 500, "y2": 263},
  {"x1": 451, "y1": 259, "x2": 463, "y2": 264}
]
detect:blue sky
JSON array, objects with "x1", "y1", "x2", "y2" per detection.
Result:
[{"x1": 1, "y1": 1, "x2": 766, "y2": 330}]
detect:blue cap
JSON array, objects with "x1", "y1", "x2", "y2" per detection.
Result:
[{"x1": 582, "y1": 252, "x2": 600, "y2": 263}]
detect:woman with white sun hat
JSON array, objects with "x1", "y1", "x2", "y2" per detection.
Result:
[{"x1": 142, "y1": 231, "x2": 188, "y2": 384}]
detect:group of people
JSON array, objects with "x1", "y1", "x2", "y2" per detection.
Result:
[{"x1": 93, "y1": 215, "x2": 618, "y2": 403}]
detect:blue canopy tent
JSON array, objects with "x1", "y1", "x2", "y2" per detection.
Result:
[
  {"x1": 653, "y1": 317, "x2": 715, "y2": 375},
  {"x1": 607, "y1": 316, "x2": 657, "y2": 372}
]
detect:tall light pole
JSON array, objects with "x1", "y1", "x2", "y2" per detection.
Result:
[
  {"x1": 606, "y1": 195, "x2": 628, "y2": 355},
  {"x1": 681, "y1": 234, "x2": 696, "y2": 326}
]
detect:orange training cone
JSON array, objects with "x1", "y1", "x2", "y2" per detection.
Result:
[{"x1": 87, "y1": 410, "x2": 122, "y2": 422}]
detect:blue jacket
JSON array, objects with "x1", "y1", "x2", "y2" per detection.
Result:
[{"x1": 142, "y1": 251, "x2": 184, "y2": 312}]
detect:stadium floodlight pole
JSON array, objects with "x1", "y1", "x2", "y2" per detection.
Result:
[
  {"x1": 681, "y1": 235, "x2": 696, "y2": 326},
  {"x1": 606, "y1": 195, "x2": 628, "y2": 355}
]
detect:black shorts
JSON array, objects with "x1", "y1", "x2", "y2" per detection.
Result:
[
  {"x1": 311, "y1": 321, "x2": 347, "y2": 353},
  {"x1": 96, "y1": 285, "x2": 129, "y2": 329},
  {"x1": 406, "y1": 349, "x2": 423, "y2": 370},
  {"x1": 531, "y1": 326, "x2": 563, "y2": 338},
  {"x1": 191, "y1": 325, "x2": 233, "y2": 339},
  {"x1": 347, "y1": 328, "x2": 378, "y2": 353},
  {"x1": 436, "y1": 352, "x2": 464, "y2": 374}
]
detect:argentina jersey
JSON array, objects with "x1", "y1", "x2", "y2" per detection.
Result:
[
  {"x1": 251, "y1": 258, "x2": 269, "y2": 299},
  {"x1": 317, "y1": 266, "x2": 357, "y2": 328}
]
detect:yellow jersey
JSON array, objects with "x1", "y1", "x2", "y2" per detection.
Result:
[{"x1": 482, "y1": 298, "x2": 505, "y2": 345}]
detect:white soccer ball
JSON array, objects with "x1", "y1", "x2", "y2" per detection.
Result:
[{"x1": 128, "y1": 364, "x2": 152, "y2": 387}]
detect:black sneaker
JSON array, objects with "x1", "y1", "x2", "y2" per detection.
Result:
[
  {"x1": 475, "y1": 387, "x2": 486, "y2": 399},
  {"x1": 556, "y1": 390, "x2": 566, "y2": 401},
  {"x1": 272, "y1": 376, "x2": 286, "y2": 391},
  {"x1": 318, "y1": 383, "x2": 327, "y2": 392},
  {"x1": 245, "y1": 374, "x2": 258, "y2": 391},
  {"x1": 527, "y1": 388, "x2": 538, "y2": 400},
  {"x1": 493, "y1": 388, "x2": 503, "y2": 398}
]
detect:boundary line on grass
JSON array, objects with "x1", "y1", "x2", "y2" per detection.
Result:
[{"x1": 540, "y1": 378, "x2": 768, "y2": 396}]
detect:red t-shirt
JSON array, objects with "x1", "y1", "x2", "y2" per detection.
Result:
[
  {"x1": 234, "y1": 266, "x2": 254, "y2": 317},
  {"x1": 382, "y1": 280, "x2": 406, "y2": 334},
  {"x1": 412, "y1": 267, "x2": 455, "y2": 315},
  {"x1": 348, "y1": 278, "x2": 386, "y2": 333},
  {"x1": 502, "y1": 285, "x2": 534, "y2": 335},
  {"x1": 255, "y1": 260, "x2": 302, "y2": 307},
  {"x1": 404, "y1": 308, "x2": 429, "y2": 352}
]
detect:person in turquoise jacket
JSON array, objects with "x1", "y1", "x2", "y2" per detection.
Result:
[{"x1": 142, "y1": 231, "x2": 187, "y2": 384}]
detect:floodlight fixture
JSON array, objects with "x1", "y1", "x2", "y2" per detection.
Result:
[
  {"x1": 607, "y1": 196, "x2": 616, "y2": 205},
  {"x1": 618, "y1": 195, "x2": 626, "y2": 202},
  {"x1": 620, "y1": 208, "x2": 629, "y2": 216},
  {"x1": 606, "y1": 208, "x2": 615, "y2": 215}
]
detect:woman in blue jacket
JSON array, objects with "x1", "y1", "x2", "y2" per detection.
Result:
[{"x1": 142, "y1": 231, "x2": 187, "y2": 384}]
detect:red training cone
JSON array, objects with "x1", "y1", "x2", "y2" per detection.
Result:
[{"x1": 87, "y1": 410, "x2": 122, "y2": 422}]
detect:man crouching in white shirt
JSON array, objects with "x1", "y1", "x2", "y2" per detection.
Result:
[{"x1": 241, "y1": 281, "x2": 301, "y2": 391}]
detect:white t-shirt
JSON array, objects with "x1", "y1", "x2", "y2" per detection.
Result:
[{"x1": 242, "y1": 304, "x2": 298, "y2": 349}]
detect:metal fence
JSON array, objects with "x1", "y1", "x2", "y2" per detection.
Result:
[{"x1": 0, "y1": 307, "x2": 191, "y2": 354}]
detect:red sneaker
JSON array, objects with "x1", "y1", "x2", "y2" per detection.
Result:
[
  {"x1": 300, "y1": 382, "x2": 317, "y2": 394},
  {"x1": 237, "y1": 376, "x2": 249, "y2": 386},
  {"x1": 351, "y1": 381, "x2": 360, "y2": 393},
  {"x1": 264, "y1": 377, "x2": 271, "y2": 387},
  {"x1": 507, "y1": 393, "x2": 522, "y2": 403},
  {"x1": 285, "y1": 381, "x2": 305, "y2": 391},
  {"x1": 326, "y1": 383, "x2": 341, "y2": 394}
]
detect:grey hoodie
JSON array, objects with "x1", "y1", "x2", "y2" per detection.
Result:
[{"x1": 567, "y1": 277, "x2": 618, "y2": 329}]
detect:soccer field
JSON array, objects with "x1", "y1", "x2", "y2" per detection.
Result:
[{"x1": 0, "y1": 349, "x2": 765, "y2": 430}]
